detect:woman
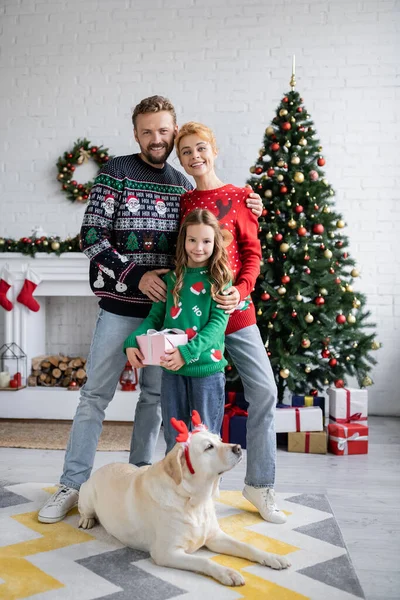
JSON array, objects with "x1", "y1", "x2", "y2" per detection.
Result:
[{"x1": 175, "y1": 122, "x2": 286, "y2": 524}]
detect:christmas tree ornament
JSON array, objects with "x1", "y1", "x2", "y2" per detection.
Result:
[
  {"x1": 249, "y1": 166, "x2": 256, "y2": 174},
  {"x1": 297, "y1": 226, "x2": 307, "y2": 236},
  {"x1": 301, "y1": 338, "x2": 311, "y2": 348},
  {"x1": 305, "y1": 366, "x2": 311, "y2": 373},
  {"x1": 255, "y1": 166, "x2": 263, "y2": 175},
  {"x1": 321, "y1": 349, "x2": 330, "y2": 359},
  {"x1": 371, "y1": 340, "x2": 380, "y2": 350},
  {"x1": 305, "y1": 267, "x2": 311, "y2": 274},
  {"x1": 346, "y1": 284, "x2": 353, "y2": 292},
  {"x1": 51, "y1": 241, "x2": 60, "y2": 251},
  {"x1": 268, "y1": 322, "x2": 274, "y2": 329},
  {"x1": 288, "y1": 218, "x2": 297, "y2": 228},
  {"x1": 315, "y1": 296, "x2": 325, "y2": 306},
  {"x1": 279, "y1": 109, "x2": 288, "y2": 116},
  {"x1": 272, "y1": 311, "x2": 278, "y2": 319},
  {"x1": 274, "y1": 233, "x2": 283, "y2": 242},
  {"x1": 286, "y1": 200, "x2": 292, "y2": 206},
  {"x1": 309, "y1": 170, "x2": 319, "y2": 181},
  {"x1": 362, "y1": 376, "x2": 373, "y2": 386},
  {"x1": 337, "y1": 220, "x2": 345, "y2": 228},
  {"x1": 305, "y1": 313, "x2": 314, "y2": 323},
  {"x1": 320, "y1": 288, "x2": 328, "y2": 296},
  {"x1": 324, "y1": 249, "x2": 333, "y2": 259},
  {"x1": 282, "y1": 122, "x2": 291, "y2": 131},
  {"x1": 336, "y1": 314, "x2": 346, "y2": 324},
  {"x1": 351, "y1": 268, "x2": 359, "y2": 277},
  {"x1": 277, "y1": 286, "x2": 287, "y2": 295},
  {"x1": 312, "y1": 223, "x2": 324, "y2": 235},
  {"x1": 265, "y1": 126, "x2": 274, "y2": 136},
  {"x1": 277, "y1": 159, "x2": 285, "y2": 167},
  {"x1": 329, "y1": 358, "x2": 337, "y2": 367},
  {"x1": 281, "y1": 274, "x2": 291, "y2": 284},
  {"x1": 280, "y1": 185, "x2": 288, "y2": 194},
  {"x1": 304, "y1": 254, "x2": 310, "y2": 261},
  {"x1": 285, "y1": 141, "x2": 291, "y2": 148},
  {"x1": 280, "y1": 243, "x2": 290, "y2": 252},
  {"x1": 345, "y1": 356, "x2": 351, "y2": 361},
  {"x1": 323, "y1": 206, "x2": 331, "y2": 213},
  {"x1": 279, "y1": 368, "x2": 290, "y2": 379},
  {"x1": 335, "y1": 379, "x2": 345, "y2": 388},
  {"x1": 296, "y1": 293, "x2": 303, "y2": 301},
  {"x1": 271, "y1": 142, "x2": 280, "y2": 151},
  {"x1": 294, "y1": 204, "x2": 304, "y2": 213},
  {"x1": 261, "y1": 292, "x2": 270, "y2": 301},
  {"x1": 257, "y1": 308, "x2": 263, "y2": 316},
  {"x1": 317, "y1": 157, "x2": 326, "y2": 166},
  {"x1": 277, "y1": 174, "x2": 284, "y2": 181},
  {"x1": 352, "y1": 342, "x2": 358, "y2": 348},
  {"x1": 291, "y1": 155, "x2": 300, "y2": 165},
  {"x1": 294, "y1": 172, "x2": 305, "y2": 183},
  {"x1": 291, "y1": 310, "x2": 297, "y2": 317},
  {"x1": 347, "y1": 314, "x2": 356, "y2": 324},
  {"x1": 322, "y1": 178, "x2": 329, "y2": 185},
  {"x1": 310, "y1": 389, "x2": 318, "y2": 396},
  {"x1": 299, "y1": 137, "x2": 307, "y2": 146},
  {"x1": 267, "y1": 168, "x2": 275, "y2": 176},
  {"x1": 264, "y1": 190, "x2": 272, "y2": 198},
  {"x1": 267, "y1": 256, "x2": 274, "y2": 263},
  {"x1": 343, "y1": 252, "x2": 349, "y2": 259}
]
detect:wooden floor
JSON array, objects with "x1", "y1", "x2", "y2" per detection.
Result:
[{"x1": 1, "y1": 416, "x2": 399, "y2": 600}]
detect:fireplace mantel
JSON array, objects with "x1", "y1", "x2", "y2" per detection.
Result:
[{"x1": 0, "y1": 253, "x2": 138, "y2": 420}]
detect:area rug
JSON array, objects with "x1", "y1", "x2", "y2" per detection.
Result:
[
  {"x1": 0, "y1": 482, "x2": 364, "y2": 600},
  {"x1": 0, "y1": 420, "x2": 132, "y2": 451}
]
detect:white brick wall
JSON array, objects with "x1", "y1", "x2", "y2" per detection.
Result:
[{"x1": 0, "y1": 0, "x2": 399, "y2": 415}]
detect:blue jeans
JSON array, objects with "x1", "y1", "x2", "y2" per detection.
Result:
[
  {"x1": 225, "y1": 324, "x2": 277, "y2": 488},
  {"x1": 161, "y1": 370, "x2": 225, "y2": 454},
  {"x1": 60, "y1": 309, "x2": 162, "y2": 490}
]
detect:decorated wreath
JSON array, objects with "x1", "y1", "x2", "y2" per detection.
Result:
[{"x1": 56, "y1": 138, "x2": 112, "y2": 203}]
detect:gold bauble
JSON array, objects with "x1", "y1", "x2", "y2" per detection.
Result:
[
  {"x1": 77, "y1": 195, "x2": 83, "y2": 202},
  {"x1": 353, "y1": 298, "x2": 361, "y2": 309},
  {"x1": 62, "y1": 167, "x2": 68, "y2": 172},
  {"x1": 259, "y1": 148, "x2": 265, "y2": 156},
  {"x1": 291, "y1": 117, "x2": 296, "y2": 123},
  {"x1": 305, "y1": 312, "x2": 314, "y2": 323},
  {"x1": 51, "y1": 241, "x2": 60, "y2": 251},
  {"x1": 323, "y1": 205, "x2": 331, "y2": 213},
  {"x1": 346, "y1": 356, "x2": 351, "y2": 361},
  {"x1": 265, "y1": 126, "x2": 274, "y2": 136},
  {"x1": 299, "y1": 137, "x2": 307, "y2": 146},
  {"x1": 76, "y1": 155, "x2": 84, "y2": 165},
  {"x1": 352, "y1": 342, "x2": 358, "y2": 348},
  {"x1": 318, "y1": 146, "x2": 323, "y2": 151},
  {"x1": 329, "y1": 232, "x2": 335, "y2": 239},
  {"x1": 280, "y1": 368, "x2": 290, "y2": 379},
  {"x1": 280, "y1": 243, "x2": 290, "y2": 252},
  {"x1": 277, "y1": 159, "x2": 285, "y2": 167},
  {"x1": 324, "y1": 249, "x2": 333, "y2": 259},
  {"x1": 73, "y1": 188, "x2": 78, "y2": 194},
  {"x1": 305, "y1": 366, "x2": 311, "y2": 373},
  {"x1": 362, "y1": 376, "x2": 373, "y2": 387},
  {"x1": 264, "y1": 190, "x2": 272, "y2": 198},
  {"x1": 57, "y1": 173, "x2": 64, "y2": 180},
  {"x1": 336, "y1": 219, "x2": 345, "y2": 228},
  {"x1": 351, "y1": 268, "x2": 359, "y2": 277},
  {"x1": 279, "y1": 109, "x2": 288, "y2": 116},
  {"x1": 347, "y1": 314, "x2": 356, "y2": 324},
  {"x1": 346, "y1": 284, "x2": 353, "y2": 292},
  {"x1": 264, "y1": 339, "x2": 269, "y2": 348},
  {"x1": 296, "y1": 293, "x2": 303, "y2": 301},
  {"x1": 322, "y1": 178, "x2": 329, "y2": 186},
  {"x1": 301, "y1": 338, "x2": 311, "y2": 348},
  {"x1": 286, "y1": 200, "x2": 292, "y2": 206},
  {"x1": 277, "y1": 174, "x2": 284, "y2": 181},
  {"x1": 268, "y1": 322, "x2": 274, "y2": 329},
  {"x1": 294, "y1": 172, "x2": 305, "y2": 183},
  {"x1": 42, "y1": 240, "x2": 48, "y2": 246},
  {"x1": 249, "y1": 166, "x2": 256, "y2": 174},
  {"x1": 277, "y1": 286, "x2": 287, "y2": 295},
  {"x1": 371, "y1": 340, "x2": 381, "y2": 350},
  {"x1": 288, "y1": 218, "x2": 297, "y2": 229},
  {"x1": 257, "y1": 308, "x2": 263, "y2": 316},
  {"x1": 285, "y1": 141, "x2": 291, "y2": 148},
  {"x1": 291, "y1": 155, "x2": 300, "y2": 165},
  {"x1": 266, "y1": 232, "x2": 273, "y2": 240},
  {"x1": 320, "y1": 288, "x2": 328, "y2": 296}
]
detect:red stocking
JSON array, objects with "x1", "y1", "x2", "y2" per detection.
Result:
[
  {"x1": 17, "y1": 267, "x2": 41, "y2": 312},
  {"x1": 0, "y1": 265, "x2": 13, "y2": 311}
]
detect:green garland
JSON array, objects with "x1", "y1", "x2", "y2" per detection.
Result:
[
  {"x1": 56, "y1": 138, "x2": 112, "y2": 203},
  {"x1": 0, "y1": 235, "x2": 81, "y2": 257}
]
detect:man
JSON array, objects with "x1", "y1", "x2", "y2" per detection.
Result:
[{"x1": 38, "y1": 96, "x2": 263, "y2": 524}]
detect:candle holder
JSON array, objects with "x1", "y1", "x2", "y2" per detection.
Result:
[
  {"x1": 0, "y1": 343, "x2": 27, "y2": 391},
  {"x1": 119, "y1": 361, "x2": 138, "y2": 391}
]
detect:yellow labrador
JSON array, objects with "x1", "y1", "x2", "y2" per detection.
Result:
[{"x1": 78, "y1": 418, "x2": 290, "y2": 586}]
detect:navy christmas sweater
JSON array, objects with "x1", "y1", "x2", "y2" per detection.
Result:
[{"x1": 80, "y1": 154, "x2": 192, "y2": 317}]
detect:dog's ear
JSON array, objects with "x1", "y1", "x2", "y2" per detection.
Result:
[{"x1": 164, "y1": 445, "x2": 184, "y2": 486}]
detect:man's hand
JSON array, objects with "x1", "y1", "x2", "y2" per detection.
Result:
[
  {"x1": 245, "y1": 184, "x2": 263, "y2": 217},
  {"x1": 160, "y1": 348, "x2": 185, "y2": 371},
  {"x1": 215, "y1": 286, "x2": 241, "y2": 314},
  {"x1": 138, "y1": 268, "x2": 169, "y2": 302},
  {"x1": 126, "y1": 347, "x2": 145, "y2": 369}
]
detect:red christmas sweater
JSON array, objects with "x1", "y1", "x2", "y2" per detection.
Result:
[{"x1": 180, "y1": 184, "x2": 261, "y2": 335}]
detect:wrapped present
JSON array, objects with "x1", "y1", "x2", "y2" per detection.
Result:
[
  {"x1": 328, "y1": 422, "x2": 368, "y2": 455},
  {"x1": 221, "y1": 402, "x2": 248, "y2": 448},
  {"x1": 137, "y1": 328, "x2": 188, "y2": 366},
  {"x1": 327, "y1": 387, "x2": 368, "y2": 424},
  {"x1": 288, "y1": 429, "x2": 327, "y2": 454},
  {"x1": 292, "y1": 394, "x2": 325, "y2": 416},
  {"x1": 276, "y1": 406, "x2": 323, "y2": 433},
  {"x1": 225, "y1": 390, "x2": 249, "y2": 410}
]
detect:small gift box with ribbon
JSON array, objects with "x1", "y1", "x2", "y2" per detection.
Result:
[
  {"x1": 328, "y1": 422, "x2": 368, "y2": 455},
  {"x1": 225, "y1": 390, "x2": 249, "y2": 410},
  {"x1": 288, "y1": 429, "x2": 327, "y2": 454},
  {"x1": 275, "y1": 406, "x2": 323, "y2": 433},
  {"x1": 327, "y1": 387, "x2": 368, "y2": 425},
  {"x1": 292, "y1": 394, "x2": 325, "y2": 416},
  {"x1": 137, "y1": 329, "x2": 188, "y2": 366},
  {"x1": 221, "y1": 395, "x2": 248, "y2": 448}
]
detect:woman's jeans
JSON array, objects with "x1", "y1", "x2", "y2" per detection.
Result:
[
  {"x1": 60, "y1": 309, "x2": 162, "y2": 490},
  {"x1": 161, "y1": 371, "x2": 225, "y2": 454}
]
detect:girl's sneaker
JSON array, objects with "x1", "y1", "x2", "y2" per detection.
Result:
[
  {"x1": 243, "y1": 485, "x2": 287, "y2": 524},
  {"x1": 38, "y1": 485, "x2": 79, "y2": 523}
]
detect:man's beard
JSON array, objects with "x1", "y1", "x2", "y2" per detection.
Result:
[{"x1": 141, "y1": 139, "x2": 174, "y2": 165}]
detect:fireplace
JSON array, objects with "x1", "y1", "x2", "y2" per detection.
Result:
[{"x1": 0, "y1": 253, "x2": 138, "y2": 420}]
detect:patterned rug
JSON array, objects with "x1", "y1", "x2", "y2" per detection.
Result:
[{"x1": 0, "y1": 482, "x2": 364, "y2": 600}]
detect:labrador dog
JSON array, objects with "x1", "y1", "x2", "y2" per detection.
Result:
[{"x1": 78, "y1": 413, "x2": 290, "y2": 586}]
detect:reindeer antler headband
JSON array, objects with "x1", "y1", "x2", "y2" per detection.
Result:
[{"x1": 170, "y1": 410, "x2": 208, "y2": 475}]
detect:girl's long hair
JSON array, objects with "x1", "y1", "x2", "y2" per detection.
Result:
[{"x1": 172, "y1": 209, "x2": 232, "y2": 306}]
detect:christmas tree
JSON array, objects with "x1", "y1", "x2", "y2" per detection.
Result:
[
  {"x1": 126, "y1": 232, "x2": 139, "y2": 251},
  {"x1": 227, "y1": 64, "x2": 379, "y2": 402}
]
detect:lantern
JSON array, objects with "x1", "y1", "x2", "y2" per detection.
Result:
[
  {"x1": 0, "y1": 343, "x2": 27, "y2": 390},
  {"x1": 119, "y1": 361, "x2": 138, "y2": 391}
]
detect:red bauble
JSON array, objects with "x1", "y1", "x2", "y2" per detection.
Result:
[
  {"x1": 262, "y1": 208, "x2": 268, "y2": 216},
  {"x1": 276, "y1": 209, "x2": 281, "y2": 215},
  {"x1": 271, "y1": 142, "x2": 280, "y2": 151},
  {"x1": 267, "y1": 168, "x2": 275, "y2": 176},
  {"x1": 319, "y1": 244, "x2": 325, "y2": 250},
  {"x1": 329, "y1": 358, "x2": 338, "y2": 367},
  {"x1": 304, "y1": 254, "x2": 310, "y2": 261},
  {"x1": 261, "y1": 292, "x2": 270, "y2": 301},
  {"x1": 335, "y1": 379, "x2": 345, "y2": 388},
  {"x1": 329, "y1": 267, "x2": 335, "y2": 274},
  {"x1": 336, "y1": 314, "x2": 346, "y2": 324},
  {"x1": 291, "y1": 310, "x2": 297, "y2": 318},
  {"x1": 35, "y1": 239, "x2": 41, "y2": 245},
  {"x1": 281, "y1": 275, "x2": 290, "y2": 284},
  {"x1": 272, "y1": 311, "x2": 278, "y2": 319},
  {"x1": 314, "y1": 204, "x2": 319, "y2": 210},
  {"x1": 315, "y1": 296, "x2": 325, "y2": 305},
  {"x1": 70, "y1": 166, "x2": 75, "y2": 171},
  {"x1": 274, "y1": 233, "x2": 283, "y2": 242},
  {"x1": 305, "y1": 267, "x2": 311, "y2": 274},
  {"x1": 335, "y1": 277, "x2": 341, "y2": 284},
  {"x1": 226, "y1": 365, "x2": 232, "y2": 371},
  {"x1": 71, "y1": 180, "x2": 77, "y2": 186},
  {"x1": 83, "y1": 194, "x2": 88, "y2": 199},
  {"x1": 267, "y1": 256, "x2": 274, "y2": 263},
  {"x1": 67, "y1": 153, "x2": 73, "y2": 158},
  {"x1": 297, "y1": 107, "x2": 303, "y2": 113},
  {"x1": 91, "y1": 147, "x2": 98, "y2": 153},
  {"x1": 312, "y1": 223, "x2": 324, "y2": 235},
  {"x1": 317, "y1": 157, "x2": 326, "y2": 166},
  {"x1": 283, "y1": 96, "x2": 289, "y2": 103},
  {"x1": 297, "y1": 226, "x2": 307, "y2": 236},
  {"x1": 282, "y1": 122, "x2": 291, "y2": 131},
  {"x1": 295, "y1": 204, "x2": 304, "y2": 214},
  {"x1": 310, "y1": 389, "x2": 318, "y2": 396},
  {"x1": 336, "y1": 241, "x2": 343, "y2": 248},
  {"x1": 255, "y1": 167, "x2": 263, "y2": 175},
  {"x1": 280, "y1": 186, "x2": 288, "y2": 194},
  {"x1": 321, "y1": 349, "x2": 330, "y2": 359},
  {"x1": 343, "y1": 252, "x2": 348, "y2": 259}
]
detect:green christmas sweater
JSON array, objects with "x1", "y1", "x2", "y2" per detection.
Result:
[{"x1": 124, "y1": 267, "x2": 229, "y2": 377}]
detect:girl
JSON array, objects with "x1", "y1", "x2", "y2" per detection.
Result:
[
  {"x1": 174, "y1": 122, "x2": 286, "y2": 524},
  {"x1": 124, "y1": 209, "x2": 232, "y2": 450}
]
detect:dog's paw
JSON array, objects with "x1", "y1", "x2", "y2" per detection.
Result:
[
  {"x1": 261, "y1": 553, "x2": 291, "y2": 570},
  {"x1": 216, "y1": 567, "x2": 245, "y2": 587},
  {"x1": 78, "y1": 516, "x2": 96, "y2": 529}
]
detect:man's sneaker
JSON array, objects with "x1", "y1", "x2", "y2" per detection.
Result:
[
  {"x1": 38, "y1": 485, "x2": 79, "y2": 523},
  {"x1": 243, "y1": 485, "x2": 287, "y2": 524}
]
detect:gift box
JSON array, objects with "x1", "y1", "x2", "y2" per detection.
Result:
[
  {"x1": 276, "y1": 405, "x2": 323, "y2": 433},
  {"x1": 225, "y1": 390, "x2": 249, "y2": 410},
  {"x1": 328, "y1": 422, "x2": 368, "y2": 455},
  {"x1": 221, "y1": 403, "x2": 248, "y2": 448},
  {"x1": 137, "y1": 329, "x2": 188, "y2": 366},
  {"x1": 327, "y1": 387, "x2": 368, "y2": 425},
  {"x1": 292, "y1": 394, "x2": 325, "y2": 416},
  {"x1": 288, "y1": 429, "x2": 327, "y2": 454}
]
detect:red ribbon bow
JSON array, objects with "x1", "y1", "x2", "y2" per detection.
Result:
[{"x1": 222, "y1": 403, "x2": 248, "y2": 443}]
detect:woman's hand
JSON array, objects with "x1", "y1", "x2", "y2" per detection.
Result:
[
  {"x1": 160, "y1": 348, "x2": 185, "y2": 371},
  {"x1": 126, "y1": 347, "x2": 145, "y2": 369},
  {"x1": 215, "y1": 286, "x2": 241, "y2": 314},
  {"x1": 244, "y1": 185, "x2": 263, "y2": 217},
  {"x1": 138, "y1": 268, "x2": 169, "y2": 302}
]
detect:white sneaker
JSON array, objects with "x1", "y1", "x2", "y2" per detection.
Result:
[
  {"x1": 243, "y1": 485, "x2": 287, "y2": 524},
  {"x1": 38, "y1": 485, "x2": 79, "y2": 523}
]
